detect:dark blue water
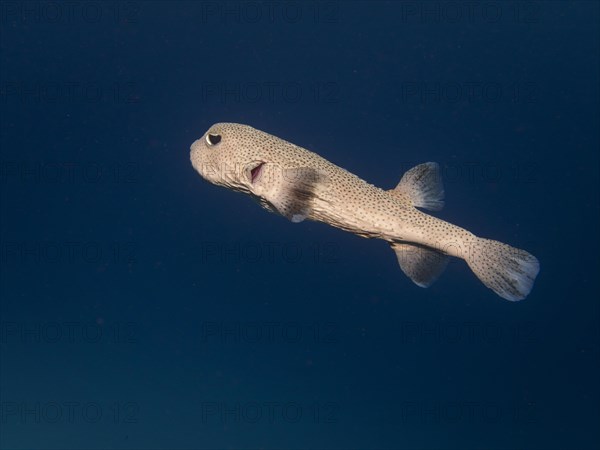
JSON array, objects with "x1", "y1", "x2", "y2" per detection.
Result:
[{"x1": 1, "y1": 1, "x2": 598, "y2": 449}]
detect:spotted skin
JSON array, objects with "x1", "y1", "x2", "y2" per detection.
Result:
[{"x1": 190, "y1": 123, "x2": 539, "y2": 301}]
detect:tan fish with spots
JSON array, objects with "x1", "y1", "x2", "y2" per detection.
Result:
[{"x1": 190, "y1": 123, "x2": 539, "y2": 301}]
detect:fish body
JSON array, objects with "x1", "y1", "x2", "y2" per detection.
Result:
[{"x1": 190, "y1": 123, "x2": 539, "y2": 301}]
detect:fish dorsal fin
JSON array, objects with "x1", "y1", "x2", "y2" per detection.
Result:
[
  {"x1": 391, "y1": 242, "x2": 449, "y2": 288},
  {"x1": 391, "y1": 162, "x2": 444, "y2": 211}
]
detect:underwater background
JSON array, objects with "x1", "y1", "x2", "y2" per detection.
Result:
[{"x1": 0, "y1": 1, "x2": 598, "y2": 449}]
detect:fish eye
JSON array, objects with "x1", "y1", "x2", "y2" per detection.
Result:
[{"x1": 205, "y1": 133, "x2": 222, "y2": 146}]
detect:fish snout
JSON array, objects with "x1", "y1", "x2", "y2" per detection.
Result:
[{"x1": 190, "y1": 138, "x2": 208, "y2": 177}]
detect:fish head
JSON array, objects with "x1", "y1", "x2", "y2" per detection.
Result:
[
  {"x1": 191, "y1": 122, "x2": 326, "y2": 222},
  {"x1": 190, "y1": 122, "x2": 270, "y2": 194}
]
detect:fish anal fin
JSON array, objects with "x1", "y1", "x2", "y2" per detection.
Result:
[
  {"x1": 391, "y1": 162, "x2": 444, "y2": 211},
  {"x1": 391, "y1": 242, "x2": 449, "y2": 288}
]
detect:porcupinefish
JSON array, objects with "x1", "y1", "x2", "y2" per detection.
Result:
[{"x1": 190, "y1": 123, "x2": 540, "y2": 301}]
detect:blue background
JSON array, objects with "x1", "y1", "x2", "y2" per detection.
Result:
[{"x1": 1, "y1": 1, "x2": 598, "y2": 449}]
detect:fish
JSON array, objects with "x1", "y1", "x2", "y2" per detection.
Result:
[{"x1": 190, "y1": 123, "x2": 540, "y2": 301}]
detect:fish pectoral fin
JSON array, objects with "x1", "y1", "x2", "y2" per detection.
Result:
[
  {"x1": 391, "y1": 162, "x2": 444, "y2": 211},
  {"x1": 391, "y1": 242, "x2": 449, "y2": 288},
  {"x1": 267, "y1": 167, "x2": 326, "y2": 223}
]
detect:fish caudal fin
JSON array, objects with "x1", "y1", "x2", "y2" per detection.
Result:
[
  {"x1": 392, "y1": 243, "x2": 449, "y2": 288},
  {"x1": 391, "y1": 162, "x2": 444, "y2": 211},
  {"x1": 466, "y1": 238, "x2": 540, "y2": 301}
]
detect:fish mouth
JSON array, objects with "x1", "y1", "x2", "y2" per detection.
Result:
[{"x1": 249, "y1": 161, "x2": 265, "y2": 184}]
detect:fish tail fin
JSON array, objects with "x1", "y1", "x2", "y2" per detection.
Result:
[{"x1": 466, "y1": 237, "x2": 540, "y2": 301}]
